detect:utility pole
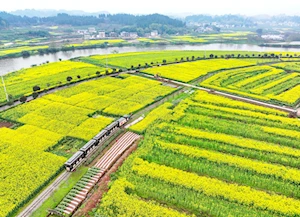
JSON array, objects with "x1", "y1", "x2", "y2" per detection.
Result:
[
  {"x1": 1, "y1": 75, "x2": 9, "y2": 102},
  {"x1": 106, "y1": 53, "x2": 108, "y2": 70}
]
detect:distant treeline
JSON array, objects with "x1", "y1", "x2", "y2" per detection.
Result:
[
  {"x1": 186, "y1": 15, "x2": 254, "y2": 26},
  {"x1": 0, "y1": 12, "x2": 185, "y2": 28},
  {"x1": 186, "y1": 14, "x2": 300, "y2": 26}
]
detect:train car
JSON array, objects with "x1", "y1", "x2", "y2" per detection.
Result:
[
  {"x1": 64, "y1": 151, "x2": 85, "y2": 172},
  {"x1": 93, "y1": 129, "x2": 108, "y2": 143},
  {"x1": 123, "y1": 114, "x2": 131, "y2": 121},
  {"x1": 117, "y1": 117, "x2": 127, "y2": 127},
  {"x1": 80, "y1": 139, "x2": 98, "y2": 157},
  {"x1": 105, "y1": 121, "x2": 119, "y2": 135}
]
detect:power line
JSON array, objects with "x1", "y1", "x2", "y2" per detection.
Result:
[{"x1": 1, "y1": 75, "x2": 9, "y2": 102}]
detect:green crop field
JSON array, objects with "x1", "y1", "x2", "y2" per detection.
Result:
[{"x1": 97, "y1": 90, "x2": 300, "y2": 217}]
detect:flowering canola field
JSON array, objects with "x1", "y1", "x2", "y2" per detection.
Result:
[
  {"x1": 143, "y1": 59, "x2": 254, "y2": 82},
  {"x1": 0, "y1": 60, "x2": 105, "y2": 103},
  {"x1": 200, "y1": 65, "x2": 300, "y2": 106},
  {"x1": 0, "y1": 74, "x2": 174, "y2": 217},
  {"x1": 97, "y1": 90, "x2": 300, "y2": 217}
]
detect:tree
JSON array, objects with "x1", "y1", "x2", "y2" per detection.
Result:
[
  {"x1": 209, "y1": 54, "x2": 214, "y2": 58},
  {"x1": 66, "y1": 76, "x2": 73, "y2": 82},
  {"x1": 77, "y1": 75, "x2": 81, "y2": 79},
  {"x1": 96, "y1": 71, "x2": 101, "y2": 76},
  {"x1": 33, "y1": 85, "x2": 41, "y2": 92},
  {"x1": 21, "y1": 51, "x2": 30, "y2": 57},
  {"x1": 7, "y1": 94, "x2": 14, "y2": 106},
  {"x1": 162, "y1": 59, "x2": 167, "y2": 64},
  {"x1": 256, "y1": 29, "x2": 263, "y2": 36},
  {"x1": 33, "y1": 92, "x2": 39, "y2": 99},
  {"x1": 20, "y1": 96, "x2": 27, "y2": 103}
]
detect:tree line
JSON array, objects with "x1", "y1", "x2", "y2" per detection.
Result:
[{"x1": 0, "y1": 12, "x2": 185, "y2": 28}]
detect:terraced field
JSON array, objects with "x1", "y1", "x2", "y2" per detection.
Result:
[
  {"x1": 0, "y1": 74, "x2": 175, "y2": 217},
  {"x1": 200, "y1": 65, "x2": 300, "y2": 105},
  {"x1": 97, "y1": 91, "x2": 300, "y2": 217},
  {"x1": 272, "y1": 61, "x2": 300, "y2": 72}
]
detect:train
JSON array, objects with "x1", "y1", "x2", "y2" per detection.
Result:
[{"x1": 64, "y1": 115, "x2": 131, "y2": 172}]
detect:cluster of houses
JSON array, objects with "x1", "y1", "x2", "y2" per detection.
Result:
[{"x1": 77, "y1": 28, "x2": 159, "y2": 40}]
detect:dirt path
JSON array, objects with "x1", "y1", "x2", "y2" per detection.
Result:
[
  {"x1": 74, "y1": 140, "x2": 140, "y2": 217},
  {"x1": 0, "y1": 121, "x2": 13, "y2": 128}
]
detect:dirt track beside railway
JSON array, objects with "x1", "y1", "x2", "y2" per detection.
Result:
[{"x1": 73, "y1": 140, "x2": 140, "y2": 217}]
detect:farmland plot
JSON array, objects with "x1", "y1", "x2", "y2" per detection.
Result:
[
  {"x1": 200, "y1": 65, "x2": 300, "y2": 106},
  {"x1": 96, "y1": 91, "x2": 300, "y2": 217},
  {"x1": 0, "y1": 74, "x2": 174, "y2": 216}
]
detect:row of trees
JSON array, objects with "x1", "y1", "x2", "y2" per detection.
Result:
[{"x1": 0, "y1": 12, "x2": 185, "y2": 28}]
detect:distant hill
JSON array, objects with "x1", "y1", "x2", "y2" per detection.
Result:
[
  {"x1": 10, "y1": 9, "x2": 109, "y2": 17},
  {"x1": 0, "y1": 11, "x2": 185, "y2": 30},
  {"x1": 0, "y1": 17, "x2": 8, "y2": 29}
]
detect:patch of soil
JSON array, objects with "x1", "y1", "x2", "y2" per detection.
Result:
[
  {"x1": 0, "y1": 121, "x2": 14, "y2": 128},
  {"x1": 74, "y1": 139, "x2": 140, "y2": 217}
]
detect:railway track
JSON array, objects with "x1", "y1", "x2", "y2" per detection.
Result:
[
  {"x1": 55, "y1": 131, "x2": 140, "y2": 216},
  {"x1": 17, "y1": 171, "x2": 71, "y2": 217},
  {"x1": 140, "y1": 73, "x2": 298, "y2": 115}
]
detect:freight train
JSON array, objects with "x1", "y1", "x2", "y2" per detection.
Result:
[{"x1": 64, "y1": 115, "x2": 131, "y2": 172}]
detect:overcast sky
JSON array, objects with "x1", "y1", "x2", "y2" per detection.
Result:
[{"x1": 2, "y1": 0, "x2": 300, "y2": 16}]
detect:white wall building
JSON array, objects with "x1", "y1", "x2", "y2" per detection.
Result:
[
  {"x1": 150, "y1": 30, "x2": 159, "y2": 37},
  {"x1": 97, "y1": 31, "x2": 106, "y2": 38}
]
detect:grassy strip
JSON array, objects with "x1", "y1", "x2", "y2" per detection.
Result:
[{"x1": 30, "y1": 167, "x2": 88, "y2": 217}]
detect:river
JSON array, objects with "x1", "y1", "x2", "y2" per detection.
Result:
[{"x1": 1, "y1": 43, "x2": 300, "y2": 75}]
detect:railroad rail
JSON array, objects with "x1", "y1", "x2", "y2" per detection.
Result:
[
  {"x1": 141, "y1": 73, "x2": 298, "y2": 115},
  {"x1": 53, "y1": 131, "x2": 140, "y2": 216},
  {"x1": 17, "y1": 172, "x2": 70, "y2": 217}
]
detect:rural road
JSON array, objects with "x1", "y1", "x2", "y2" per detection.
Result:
[
  {"x1": 0, "y1": 71, "x2": 130, "y2": 113},
  {"x1": 17, "y1": 171, "x2": 71, "y2": 217},
  {"x1": 140, "y1": 73, "x2": 298, "y2": 115}
]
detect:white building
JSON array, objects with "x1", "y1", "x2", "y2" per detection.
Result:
[
  {"x1": 129, "y1": 32, "x2": 138, "y2": 38},
  {"x1": 97, "y1": 31, "x2": 106, "y2": 38},
  {"x1": 88, "y1": 27, "x2": 97, "y2": 33},
  {"x1": 150, "y1": 30, "x2": 159, "y2": 37},
  {"x1": 120, "y1": 31, "x2": 130, "y2": 38},
  {"x1": 77, "y1": 30, "x2": 88, "y2": 35},
  {"x1": 261, "y1": 35, "x2": 284, "y2": 40},
  {"x1": 84, "y1": 34, "x2": 91, "y2": 40}
]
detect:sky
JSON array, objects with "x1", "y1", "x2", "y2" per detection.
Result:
[{"x1": 2, "y1": 0, "x2": 300, "y2": 16}]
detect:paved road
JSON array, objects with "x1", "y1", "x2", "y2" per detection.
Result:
[
  {"x1": 0, "y1": 71, "x2": 130, "y2": 112},
  {"x1": 17, "y1": 171, "x2": 70, "y2": 217}
]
